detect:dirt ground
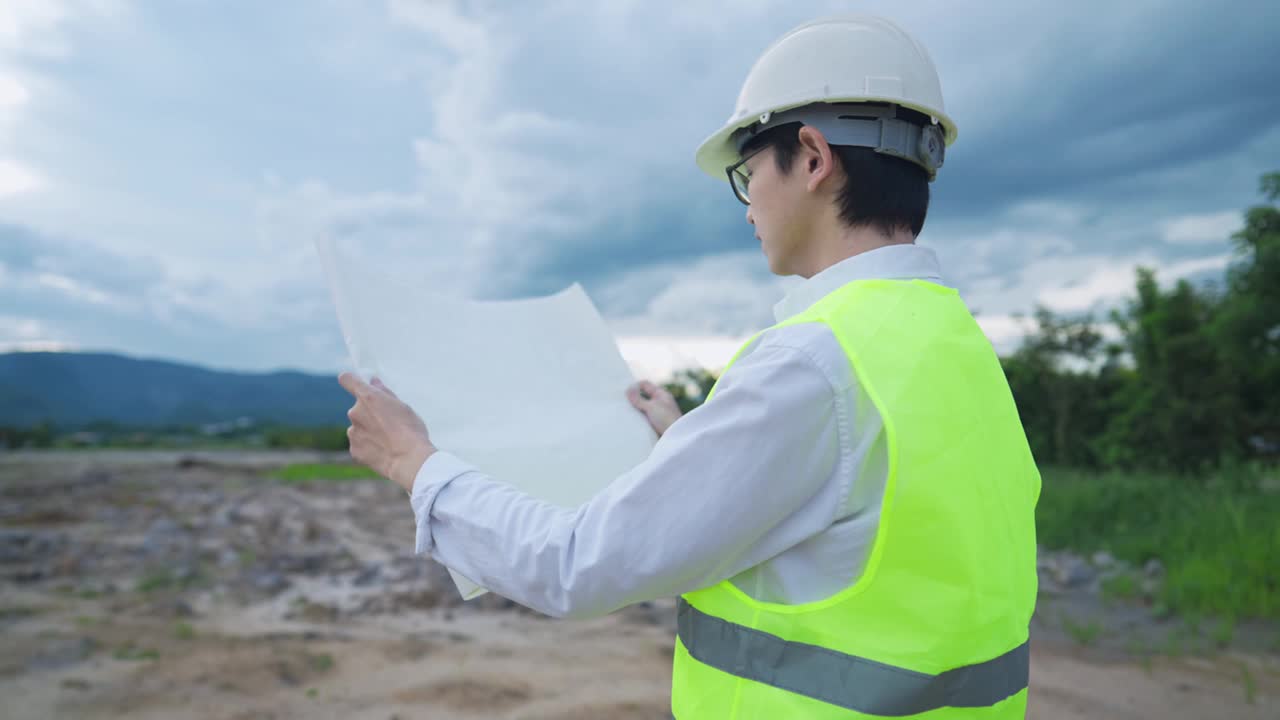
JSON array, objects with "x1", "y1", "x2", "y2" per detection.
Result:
[{"x1": 1, "y1": 450, "x2": 1276, "y2": 719}]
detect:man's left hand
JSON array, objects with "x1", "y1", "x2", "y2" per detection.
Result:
[{"x1": 337, "y1": 372, "x2": 436, "y2": 493}]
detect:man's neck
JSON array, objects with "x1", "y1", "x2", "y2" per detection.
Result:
[{"x1": 800, "y1": 223, "x2": 917, "y2": 278}]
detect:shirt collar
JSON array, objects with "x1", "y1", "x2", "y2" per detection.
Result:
[{"x1": 772, "y1": 244, "x2": 946, "y2": 322}]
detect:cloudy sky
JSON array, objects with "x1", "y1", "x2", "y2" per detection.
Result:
[{"x1": 1, "y1": 0, "x2": 1277, "y2": 381}]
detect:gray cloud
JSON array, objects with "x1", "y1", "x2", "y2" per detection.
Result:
[
  {"x1": 358, "y1": 0, "x2": 1279, "y2": 321},
  {"x1": 934, "y1": 2, "x2": 1280, "y2": 216},
  {"x1": 0, "y1": 223, "x2": 164, "y2": 297},
  {"x1": 1, "y1": 1, "x2": 1275, "y2": 375}
]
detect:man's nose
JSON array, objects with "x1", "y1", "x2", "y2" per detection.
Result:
[{"x1": 746, "y1": 206, "x2": 754, "y2": 225}]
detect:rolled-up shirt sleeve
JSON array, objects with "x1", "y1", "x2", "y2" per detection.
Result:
[{"x1": 408, "y1": 338, "x2": 841, "y2": 619}]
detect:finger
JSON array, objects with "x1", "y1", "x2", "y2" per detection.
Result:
[
  {"x1": 371, "y1": 377, "x2": 398, "y2": 398},
  {"x1": 346, "y1": 426, "x2": 361, "y2": 459},
  {"x1": 640, "y1": 380, "x2": 665, "y2": 397},
  {"x1": 626, "y1": 386, "x2": 648, "y2": 408},
  {"x1": 338, "y1": 372, "x2": 370, "y2": 398}
]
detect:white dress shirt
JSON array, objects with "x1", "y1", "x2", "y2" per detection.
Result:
[{"x1": 410, "y1": 243, "x2": 947, "y2": 619}]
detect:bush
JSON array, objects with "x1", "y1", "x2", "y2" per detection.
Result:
[{"x1": 1036, "y1": 466, "x2": 1280, "y2": 619}]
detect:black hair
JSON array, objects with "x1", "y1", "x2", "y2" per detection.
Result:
[{"x1": 739, "y1": 104, "x2": 932, "y2": 237}]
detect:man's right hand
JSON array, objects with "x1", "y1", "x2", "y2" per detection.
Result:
[{"x1": 626, "y1": 380, "x2": 684, "y2": 438}]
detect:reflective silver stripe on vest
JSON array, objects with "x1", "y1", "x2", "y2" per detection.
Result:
[{"x1": 677, "y1": 599, "x2": 1028, "y2": 717}]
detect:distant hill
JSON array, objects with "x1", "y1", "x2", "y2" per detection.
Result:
[{"x1": 0, "y1": 352, "x2": 350, "y2": 429}]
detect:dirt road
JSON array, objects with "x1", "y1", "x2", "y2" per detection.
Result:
[{"x1": 1, "y1": 450, "x2": 1275, "y2": 719}]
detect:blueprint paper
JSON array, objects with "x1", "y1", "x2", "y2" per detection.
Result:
[{"x1": 314, "y1": 237, "x2": 658, "y2": 600}]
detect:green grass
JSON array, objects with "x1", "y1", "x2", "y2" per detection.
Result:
[
  {"x1": 268, "y1": 463, "x2": 380, "y2": 483},
  {"x1": 1061, "y1": 614, "x2": 1103, "y2": 646},
  {"x1": 173, "y1": 621, "x2": 195, "y2": 640},
  {"x1": 0, "y1": 606, "x2": 41, "y2": 621},
  {"x1": 1183, "y1": 611, "x2": 1202, "y2": 636},
  {"x1": 1100, "y1": 572, "x2": 1140, "y2": 601},
  {"x1": 1123, "y1": 636, "x2": 1155, "y2": 674},
  {"x1": 1037, "y1": 467, "x2": 1280, "y2": 620},
  {"x1": 113, "y1": 645, "x2": 160, "y2": 662},
  {"x1": 1240, "y1": 662, "x2": 1256, "y2": 704},
  {"x1": 135, "y1": 567, "x2": 205, "y2": 593},
  {"x1": 136, "y1": 571, "x2": 175, "y2": 593},
  {"x1": 1211, "y1": 617, "x2": 1236, "y2": 648},
  {"x1": 1123, "y1": 635, "x2": 1146, "y2": 655},
  {"x1": 307, "y1": 653, "x2": 335, "y2": 672}
]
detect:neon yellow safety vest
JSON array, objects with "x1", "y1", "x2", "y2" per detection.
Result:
[{"x1": 670, "y1": 278, "x2": 1040, "y2": 719}]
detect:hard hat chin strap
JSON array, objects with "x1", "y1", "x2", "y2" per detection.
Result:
[{"x1": 732, "y1": 103, "x2": 945, "y2": 180}]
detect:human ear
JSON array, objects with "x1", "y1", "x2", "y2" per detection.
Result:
[{"x1": 797, "y1": 126, "x2": 835, "y2": 192}]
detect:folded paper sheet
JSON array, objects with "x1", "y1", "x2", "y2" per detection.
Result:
[{"x1": 315, "y1": 237, "x2": 658, "y2": 599}]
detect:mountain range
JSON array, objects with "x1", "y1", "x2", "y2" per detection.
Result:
[{"x1": 0, "y1": 351, "x2": 350, "y2": 429}]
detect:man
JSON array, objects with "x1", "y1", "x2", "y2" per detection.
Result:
[{"x1": 340, "y1": 13, "x2": 1039, "y2": 719}]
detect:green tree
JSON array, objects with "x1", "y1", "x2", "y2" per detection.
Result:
[
  {"x1": 1005, "y1": 170, "x2": 1279, "y2": 473},
  {"x1": 1001, "y1": 307, "x2": 1113, "y2": 468},
  {"x1": 28, "y1": 419, "x2": 57, "y2": 448},
  {"x1": 1103, "y1": 270, "x2": 1239, "y2": 472},
  {"x1": 1211, "y1": 172, "x2": 1280, "y2": 458},
  {"x1": 663, "y1": 367, "x2": 720, "y2": 414},
  {"x1": 265, "y1": 425, "x2": 349, "y2": 451}
]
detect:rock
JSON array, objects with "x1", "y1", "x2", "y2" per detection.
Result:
[
  {"x1": 96, "y1": 506, "x2": 134, "y2": 528},
  {"x1": 74, "y1": 580, "x2": 117, "y2": 597},
  {"x1": 173, "y1": 562, "x2": 198, "y2": 583},
  {"x1": 54, "y1": 552, "x2": 88, "y2": 577},
  {"x1": 272, "y1": 552, "x2": 333, "y2": 575},
  {"x1": 1141, "y1": 577, "x2": 1162, "y2": 598},
  {"x1": 26, "y1": 637, "x2": 98, "y2": 672},
  {"x1": 1144, "y1": 558, "x2": 1164, "y2": 577},
  {"x1": 177, "y1": 455, "x2": 226, "y2": 470},
  {"x1": 153, "y1": 598, "x2": 197, "y2": 618},
  {"x1": 1036, "y1": 571, "x2": 1063, "y2": 595},
  {"x1": 0, "y1": 530, "x2": 34, "y2": 564},
  {"x1": 290, "y1": 600, "x2": 340, "y2": 623},
  {"x1": 1051, "y1": 555, "x2": 1095, "y2": 588},
  {"x1": 61, "y1": 678, "x2": 92, "y2": 691},
  {"x1": 352, "y1": 565, "x2": 382, "y2": 587},
  {"x1": 389, "y1": 557, "x2": 426, "y2": 583},
  {"x1": 147, "y1": 517, "x2": 181, "y2": 536},
  {"x1": 273, "y1": 660, "x2": 301, "y2": 687},
  {"x1": 473, "y1": 593, "x2": 519, "y2": 612},
  {"x1": 281, "y1": 515, "x2": 308, "y2": 541},
  {"x1": 76, "y1": 469, "x2": 113, "y2": 486},
  {"x1": 329, "y1": 554, "x2": 359, "y2": 574},
  {"x1": 212, "y1": 505, "x2": 240, "y2": 529},
  {"x1": 251, "y1": 571, "x2": 290, "y2": 594},
  {"x1": 12, "y1": 567, "x2": 47, "y2": 584},
  {"x1": 142, "y1": 517, "x2": 189, "y2": 556},
  {"x1": 620, "y1": 601, "x2": 677, "y2": 631},
  {"x1": 0, "y1": 529, "x2": 64, "y2": 564},
  {"x1": 1091, "y1": 551, "x2": 1115, "y2": 569}
]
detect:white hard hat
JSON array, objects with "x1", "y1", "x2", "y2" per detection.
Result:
[{"x1": 695, "y1": 14, "x2": 957, "y2": 182}]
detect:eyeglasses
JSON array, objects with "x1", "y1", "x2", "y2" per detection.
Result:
[{"x1": 725, "y1": 146, "x2": 768, "y2": 206}]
